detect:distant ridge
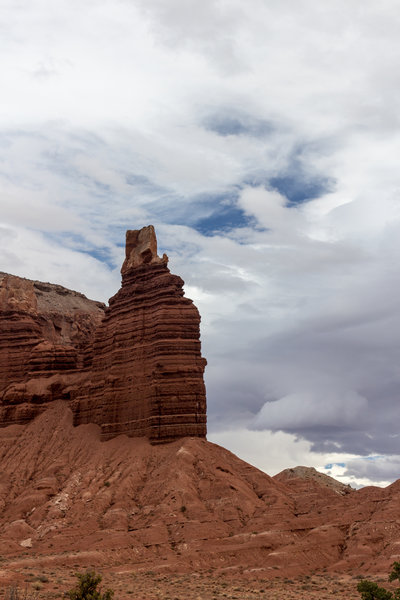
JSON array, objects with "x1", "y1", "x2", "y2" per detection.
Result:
[{"x1": 275, "y1": 465, "x2": 353, "y2": 495}]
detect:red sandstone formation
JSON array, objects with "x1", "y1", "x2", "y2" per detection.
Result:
[
  {"x1": 0, "y1": 272, "x2": 105, "y2": 426},
  {"x1": 1, "y1": 227, "x2": 399, "y2": 581},
  {"x1": 275, "y1": 465, "x2": 353, "y2": 495},
  {"x1": 0, "y1": 402, "x2": 399, "y2": 579},
  {"x1": 273, "y1": 466, "x2": 400, "y2": 575},
  {"x1": 0, "y1": 226, "x2": 207, "y2": 443},
  {"x1": 72, "y1": 226, "x2": 207, "y2": 442}
]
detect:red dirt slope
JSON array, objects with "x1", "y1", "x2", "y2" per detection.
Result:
[{"x1": 0, "y1": 403, "x2": 399, "y2": 579}]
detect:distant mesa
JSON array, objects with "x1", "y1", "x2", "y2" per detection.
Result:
[{"x1": 0, "y1": 225, "x2": 207, "y2": 443}]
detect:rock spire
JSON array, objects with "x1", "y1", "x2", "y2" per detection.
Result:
[
  {"x1": 0, "y1": 227, "x2": 207, "y2": 443},
  {"x1": 73, "y1": 226, "x2": 207, "y2": 442}
]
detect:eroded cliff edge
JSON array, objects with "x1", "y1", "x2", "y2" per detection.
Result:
[
  {"x1": 0, "y1": 272, "x2": 105, "y2": 425},
  {"x1": 0, "y1": 226, "x2": 207, "y2": 443}
]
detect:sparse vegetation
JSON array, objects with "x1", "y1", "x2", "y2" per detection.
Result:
[
  {"x1": 357, "y1": 580, "x2": 394, "y2": 599},
  {"x1": 5, "y1": 586, "x2": 38, "y2": 600},
  {"x1": 389, "y1": 563, "x2": 400, "y2": 584},
  {"x1": 357, "y1": 562, "x2": 400, "y2": 599},
  {"x1": 67, "y1": 571, "x2": 114, "y2": 600},
  {"x1": 1, "y1": 566, "x2": 383, "y2": 600}
]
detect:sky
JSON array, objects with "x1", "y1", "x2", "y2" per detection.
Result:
[{"x1": 1, "y1": 0, "x2": 400, "y2": 488}]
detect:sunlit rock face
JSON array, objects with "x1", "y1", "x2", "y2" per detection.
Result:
[
  {"x1": 0, "y1": 226, "x2": 207, "y2": 443},
  {"x1": 73, "y1": 225, "x2": 207, "y2": 442}
]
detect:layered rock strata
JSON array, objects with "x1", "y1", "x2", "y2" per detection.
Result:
[
  {"x1": 0, "y1": 273, "x2": 105, "y2": 426},
  {"x1": 0, "y1": 226, "x2": 207, "y2": 443},
  {"x1": 72, "y1": 226, "x2": 207, "y2": 442}
]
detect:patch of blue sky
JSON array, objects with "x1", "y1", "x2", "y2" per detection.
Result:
[
  {"x1": 271, "y1": 146, "x2": 335, "y2": 206},
  {"x1": 175, "y1": 189, "x2": 257, "y2": 236},
  {"x1": 142, "y1": 188, "x2": 255, "y2": 237},
  {"x1": 270, "y1": 172, "x2": 331, "y2": 206},
  {"x1": 79, "y1": 246, "x2": 116, "y2": 268},
  {"x1": 324, "y1": 462, "x2": 346, "y2": 470},
  {"x1": 194, "y1": 203, "x2": 255, "y2": 236},
  {"x1": 244, "y1": 160, "x2": 333, "y2": 207},
  {"x1": 45, "y1": 231, "x2": 116, "y2": 269}
]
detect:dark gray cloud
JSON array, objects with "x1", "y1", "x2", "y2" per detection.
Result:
[
  {"x1": 207, "y1": 257, "x2": 400, "y2": 457},
  {"x1": 343, "y1": 456, "x2": 400, "y2": 485}
]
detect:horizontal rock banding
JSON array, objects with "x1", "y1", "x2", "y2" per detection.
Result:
[
  {"x1": 0, "y1": 226, "x2": 207, "y2": 443},
  {"x1": 73, "y1": 227, "x2": 207, "y2": 442},
  {"x1": 0, "y1": 273, "x2": 105, "y2": 426}
]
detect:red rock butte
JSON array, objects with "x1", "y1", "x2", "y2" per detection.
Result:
[
  {"x1": 0, "y1": 225, "x2": 207, "y2": 443},
  {"x1": 1, "y1": 228, "x2": 399, "y2": 580}
]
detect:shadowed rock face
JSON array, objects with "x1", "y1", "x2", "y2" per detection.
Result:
[
  {"x1": 0, "y1": 272, "x2": 105, "y2": 426},
  {"x1": 0, "y1": 226, "x2": 207, "y2": 443}
]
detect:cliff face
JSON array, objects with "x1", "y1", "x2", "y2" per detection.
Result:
[
  {"x1": 0, "y1": 226, "x2": 207, "y2": 443},
  {"x1": 0, "y1": 273, "x2": 105, "y2": 426},
  {"x1": 72, "y1": 226, "x2": 207, "y2": 442}
]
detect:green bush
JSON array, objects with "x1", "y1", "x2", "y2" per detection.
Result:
[
  {"x1": 67, "y1": 570, "x2": 114, "y2": 600},
  {"x1": 357, "y1": 562, "x2": 400, "y2": 600},
  {"x1": 389, "y1": 563, "x2": 400, "y2": 584},
  {"x1": 357, "y1": 580, "x2": 393, "y2": 600}
]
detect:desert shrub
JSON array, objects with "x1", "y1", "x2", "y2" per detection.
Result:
[
  {"x1": 358, "y1": 562, "x2": 400, "y2": 600},
  {"x1": 389, "y1": 563, "x2": 400, "y2": 584},
  {"x1": 357, "y1": 580, "x2": 393, "y2": 600},
  {"x1": 67, "y1": 570, "x2": 114, "y2": 600}
]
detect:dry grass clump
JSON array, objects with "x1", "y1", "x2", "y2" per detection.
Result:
[{"x1": 4, "y1": 587, "x2": 38, "y2": 600}]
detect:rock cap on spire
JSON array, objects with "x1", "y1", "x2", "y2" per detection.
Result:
[{"x1": 121, "y1": 225, "x2": 168, "y2": 274}]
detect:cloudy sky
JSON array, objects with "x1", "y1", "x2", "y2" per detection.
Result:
[{"x1": 1, "y1": 0, "x2": 400, "y2": 488}]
